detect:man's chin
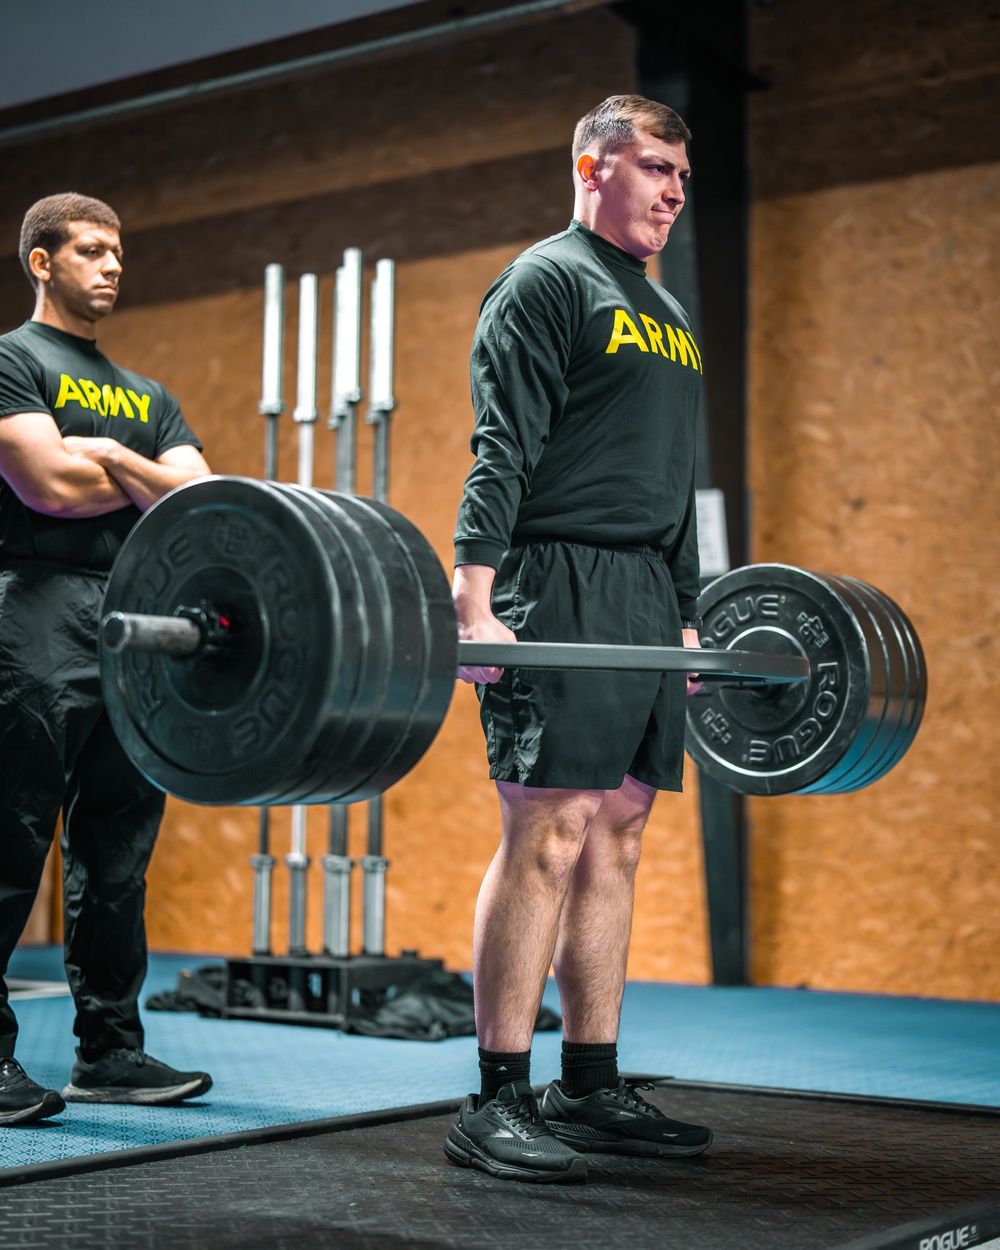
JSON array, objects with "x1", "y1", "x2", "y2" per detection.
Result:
[{"x1": 85, "y1": 297, "x2": 117, "y2": 319}]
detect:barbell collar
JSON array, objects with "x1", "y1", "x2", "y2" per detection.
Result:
[{"x1": 457, "y1": 640, "x2": 809, "y2": 683}]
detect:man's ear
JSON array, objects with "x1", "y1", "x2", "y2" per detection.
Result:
[
  {"x1": 576, "y1": 153, "x2": 599, "y2": 189},
  {"x1": 29, "y1": 248, "x2": 52, "y2": 284}
]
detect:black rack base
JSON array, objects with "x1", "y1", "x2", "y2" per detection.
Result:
[{"x1": 222, "y1": 951, "x2": 444, "y2": 1028}]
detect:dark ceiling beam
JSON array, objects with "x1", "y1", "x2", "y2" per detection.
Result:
[{"x1": 0, "y1": 0, "x2": 609, "y2": 148}]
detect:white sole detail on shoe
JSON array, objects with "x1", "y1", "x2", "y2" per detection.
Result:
[
  {"x1": 443, "y1": 1132, "x2": 588, "y2": 1183},
  {"x1": 61, "y1": 1076, "x2": 210, "y2": 1104},
  {"x1": 547, "y1": 1125, "x2": 713, "y2": 1157},
  {"x1": 0, "y1": 1093, "x2": 65, "y2": 1125}
]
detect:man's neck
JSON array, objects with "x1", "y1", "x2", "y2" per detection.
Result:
[
  {"x1": 572, "y1": 206, "x2": 651, "y2": 262},
  {"x1": 574, "y1": 205, "x2": 607, "y2": 244},
  {"x1": 31, "y1": 301, "x2": 99, "y2": 341}
]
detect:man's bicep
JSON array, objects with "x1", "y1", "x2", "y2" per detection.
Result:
[
  {"x1": 474, "y1": 263, "x2": 571, "y2": 438},
  {"x1": 0, "y1": 411, "x2": 70, "y2": 493},
  {"x1": 478, "y1": 260, "x2": 573, "y2": 374},
  {"x1": 156, "y1": 444, "x2": 211, "y2": 473}
]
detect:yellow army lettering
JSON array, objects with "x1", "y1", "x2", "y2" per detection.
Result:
[
  {"x1": 53, "y1": 373, "x2": 151, "y2": 421},
  {"x1": 605, "y1": 310, "x2": 649, "y2": 354},
  {"x1": 605, "y1": 310, "x2": 702, "y2": 372}
]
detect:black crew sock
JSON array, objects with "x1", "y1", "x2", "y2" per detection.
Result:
[
  {"x1": 560, "y1": 1041, "x2": 619, "y2": 1098},
  {"x1": 478, "y1": 1047, "x2": 531, "y2": 1103}
]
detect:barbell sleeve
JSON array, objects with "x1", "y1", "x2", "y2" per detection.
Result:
[
  {"x1": 101, "y1": 611, "x2": 808, "y2": 684},
  {"x1": 101, "y1": 611, "x2": 203, "y2": 656}
]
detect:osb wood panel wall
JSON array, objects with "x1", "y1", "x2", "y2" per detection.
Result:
[
  {"x1": 746, "y1": 0, "x2": 1000, "y2": 998},
  {"x1": 0, "y1": 5, "x2": 710, "y2": 983},
  {"x1": 9, "y1": 0, "x2": 994, "y2": 1003}
]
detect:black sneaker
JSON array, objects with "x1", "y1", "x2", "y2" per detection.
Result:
[
  {"x1": 444, "y1": 1079, "x2": 588, "y2": 1183},
  {"x1": 540, "y1": 1078, "x2": 713, "y2": 1157},
  {"x1": 62, "y1": 1048, "x2": 212, "y2": 1104},
  {"x1": 0, "y1": 1058, "x2": 66, "y2": 1125}
]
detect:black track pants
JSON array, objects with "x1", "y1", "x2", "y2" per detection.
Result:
[{"x1": 0, "y1": 560, "x2": 165, "y2": 1062}]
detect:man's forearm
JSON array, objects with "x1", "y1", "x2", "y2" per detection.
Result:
[
  {"x1": 104, "y1": 453, "x2": 201, "y2": 511},
  {"x1": 26, "y1": 458, "x2": 131, "y2": 518},
  {"x1": 453, "y1": 562, "x2": 518, "y2": 685},
  {"x1": 65, "y1": 438, "x2": 208, "y2": 512},
  {"x1": 452, "y1": 563, "x2": 499, "y2": 626}
]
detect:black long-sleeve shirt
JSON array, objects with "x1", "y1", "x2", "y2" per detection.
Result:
[{"x1": 453, "y1": 219, "x2": 703, "y2": 619}]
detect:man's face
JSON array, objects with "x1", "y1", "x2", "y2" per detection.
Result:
[
  {"x1": 582, "y1": 131, "x2": 690, "y2": 261},
  {"x1": 34, "y1": 221, "x2": 123, "y2": 322}
]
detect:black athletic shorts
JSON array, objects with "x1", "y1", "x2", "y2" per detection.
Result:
[{"x1": 478, "y1": 540, "x2": 688, "y2": 792}]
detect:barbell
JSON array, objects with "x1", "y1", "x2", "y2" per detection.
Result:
[{"x1": 98, "y1": 476, "x2": 924, "y2": 805}]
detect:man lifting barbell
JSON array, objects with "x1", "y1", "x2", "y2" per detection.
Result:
[
  {"x1": 0, "y1": 194, "x2": 213, "y2": 1125},
  {"x1": 446, "y1": 95, "x2": 713, "y2": 1183}
]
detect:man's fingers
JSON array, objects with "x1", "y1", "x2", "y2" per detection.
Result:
[{"x1": 457, "y1": 665, "x2": 503, "y2": 685}]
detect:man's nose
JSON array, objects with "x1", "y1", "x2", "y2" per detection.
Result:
[
  {"x1": 665, "y1": 178, "x2": 685, "y2": 206},
  {"x1": 103, "y1": 251, "x2": 122, "y2": 275}
]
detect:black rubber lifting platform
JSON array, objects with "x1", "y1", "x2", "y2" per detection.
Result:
[{"x1": 2, "y1": 1080, "x2": 998, "y2": 1250}]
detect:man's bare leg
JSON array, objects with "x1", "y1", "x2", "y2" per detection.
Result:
[
  {"x1": 553, "y1": 774, "x2": 656, "y2": 1043},
  {"x1": 446, "y1": 782, "x2": 600, "y2": 1183},
  {"x1": 473, "y1": 783, "x2": 605, "y2": 1053},
  {"x1": 536, "y1": 776, "x2": 713, "y2": 1159}
]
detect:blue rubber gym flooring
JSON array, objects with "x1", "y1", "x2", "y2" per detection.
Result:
[{"x1": 3, "y1": 944, "x2": 999, "y2": 1173}]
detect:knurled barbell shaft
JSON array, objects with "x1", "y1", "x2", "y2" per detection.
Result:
[
  {"x1": 458, "y1": 641, "x2": 807, "y2": 682},
  {"x1": 100, "y1": 611, "x2": 809, "y2": 684}
]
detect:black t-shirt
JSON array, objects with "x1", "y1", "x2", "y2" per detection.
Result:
[
  {"x1": 453, "y1": 220, "x2": 702, "y2": 619},
  {"x1": 0, "y1": 320, "x2": 201, "y2": 572}
]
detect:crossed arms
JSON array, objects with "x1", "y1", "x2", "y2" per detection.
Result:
[{"x1": 0, "y1": 411, "x2": 210, "y2": 517}]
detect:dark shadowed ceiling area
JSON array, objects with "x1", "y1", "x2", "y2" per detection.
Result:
[{"x1": 0, "y1": 0, "x2": 420, "y2": 110}]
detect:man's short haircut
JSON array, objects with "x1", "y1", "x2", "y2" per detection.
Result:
[
  {"x1": 572, "y1": 94, "x2": 692, "y2": 164},
  {"x1": 19, "y1": 193, "x2": 121, "y2": 285}
]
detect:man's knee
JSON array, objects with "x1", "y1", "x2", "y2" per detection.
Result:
[
  {"x1": 606, "y1": 775, "x2": 656, "y2": 828},
  {"x1": 497, "y1": 783, "x2": 606, "y2": 880},
  {"x1": 587, "y1": 775, "x2": 657, "y2": 864}
]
